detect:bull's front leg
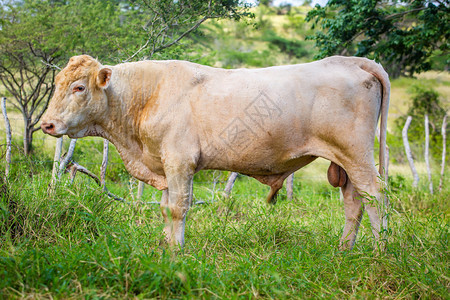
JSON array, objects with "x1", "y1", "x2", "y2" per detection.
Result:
[
  {"x1": 161, "y1": 164, "x2": 194, "y2": 247},
  {"x1": 159, "y1": 189, "x2": 171, "y2": 242}
]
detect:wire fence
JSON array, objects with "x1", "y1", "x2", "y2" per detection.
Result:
[{"x1": 1, "y1": 97, "x2": 447, "y2": 204}]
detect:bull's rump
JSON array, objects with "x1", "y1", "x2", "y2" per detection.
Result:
[{"x1": 187, "y1": 57, "x2": 382, "y2": 174}]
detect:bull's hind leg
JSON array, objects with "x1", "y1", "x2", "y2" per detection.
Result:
[
  {"x1": 339, "y1": 179, "x2": 363, "y2": 250},
  {"x1": 344, "y1": 164, "x2": 385, "y2": 250}
]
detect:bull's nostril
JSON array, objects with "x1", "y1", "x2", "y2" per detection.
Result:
[{"x1": 41, "y1": 122, "x2": 55, "y2": 133}]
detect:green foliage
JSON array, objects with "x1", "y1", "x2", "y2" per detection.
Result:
[
  {"x1": 263, "y1": 30, "x2": 311, "y2": 58},
  {"x1": 190, "y1": 5, "x2": 315, "y2": 69},
  {"x1": 408, "y1": 85, "x2": 446, "y2": 119},
  {"x1": 0, "y1": 0, "x2": 252, "y2": 64},
  {"x1": 394, "y1": 85, "x2": 447, "y2": 161},
  {"x1": 306, "y1": 0, "x2": 450, "y2": 78}
]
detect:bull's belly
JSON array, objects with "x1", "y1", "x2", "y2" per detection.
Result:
[
  {"x1": 225, "y1": 155, "x2": 316, "y2": 176},
  {"x1": 198, "y1": 136, "x2": 314, "y2": 175}
]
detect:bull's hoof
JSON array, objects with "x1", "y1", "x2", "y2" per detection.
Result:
[
  {"x1": 159, "y1": 237, "x2": 169, "y2": 247},
  {"x1": 338, "y1": 239, "x2": 355, "y2": 251}
]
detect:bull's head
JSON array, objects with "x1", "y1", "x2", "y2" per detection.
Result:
[{"x1": 41, "y1": 55, "x2": 112, "y2": 138}]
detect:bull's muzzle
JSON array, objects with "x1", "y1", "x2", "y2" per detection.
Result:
[{"x1": 41, "y1": 119, "x2": 68, "y2": 137}]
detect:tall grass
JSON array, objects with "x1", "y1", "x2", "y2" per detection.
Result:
[{"x1": 0, "y1": 162, "x2": 448, "y2": 298}]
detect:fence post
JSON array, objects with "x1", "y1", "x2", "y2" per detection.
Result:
[
  {"x1": 58, "y1": 138, "x2": 77, "y2": 179},
  {"x1": 402, "y1": 116, "x2": 419, "y2": 187},
  {"x1": 51, "y1": 136, "x2": 64, "y2": 187},
  {"x1": 224, "y1": 172, "x2": 238, "y2": 198},
  {"x1": 101, "y1": 139, "x2": 109, "y2": 190},
  {"x1": 439, "y1": 114, "x2": 447, "y2": 192},
  {"x1": 424, "y1": 114, "x2": 433, "y2": 194},
  {"x1": 286, "y1": 173, "x2": 294, "y2": 200},
  {"x1": 1, "y1": 97, "x2": 12, "y2": 179},
  {"x1": 137, "y1": 181, "x2": 145, "y2": 199}
]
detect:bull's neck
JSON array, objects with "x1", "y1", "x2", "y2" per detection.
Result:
[{"x1": 96, "y1": 62, "x2": 162, "y2": 152}]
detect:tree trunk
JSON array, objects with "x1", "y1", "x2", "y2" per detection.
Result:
[
  {"x1": 424, "y1": 114, "x2": 433, "y2": 194},
  {"x1": 224, "y1": 172, "x2": 239, "y2": 198},
  {"x1": 402, "y1": 116, "x2": 419, "y2": 187},
  {"x1": 286, "y1": 173, "x2": 294, "y2": 200},
  {"x1": 439, "y1": 114, "x2": 447, "y2": 192},
  {"x1": 23, "y1": 119, "x2": 33, "y2": 156}
]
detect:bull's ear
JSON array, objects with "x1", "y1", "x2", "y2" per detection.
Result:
[{"x1": 97, "y1": 68, "x2": 112, "y2": 89}]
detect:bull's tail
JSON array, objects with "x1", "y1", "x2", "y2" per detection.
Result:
[
  {"x1": 359, "y1": 59, "x2": 390, "y2": 183},
  {"x1": 358, "y1": 58, "x2": 390, "y2": 230}
]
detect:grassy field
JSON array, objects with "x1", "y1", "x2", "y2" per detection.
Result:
[
  {"x1": 0, "y1": 5, "x2": 449, "y2": 299},
  {"x1": 0, "y1": 159, "x2": 449, "y2": 298}
]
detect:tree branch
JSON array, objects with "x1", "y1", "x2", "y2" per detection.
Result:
[
  {"x1": 385, "y1": 7, "x2": 427, "y2": 21},
  {"x1": 151, "y1": 15, "x2": 209, "y2": 55},
  {"x1": 40, "y1": 59, "x2": 61, "y2": 71},
  {"x1": 124, "y1": 0, "x2": 219, "y2": 61},
  {"x1": 0, "y1": 66, "x2": 23, "y2": 99}
]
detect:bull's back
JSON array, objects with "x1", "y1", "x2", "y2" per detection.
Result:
[{"x1": 156, "y1": 57, "x2": 382, "y2": 173}]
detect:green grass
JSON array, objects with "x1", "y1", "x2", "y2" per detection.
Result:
[{"x1": 0, "y1": 159, "x2": 448, "y2": 298}]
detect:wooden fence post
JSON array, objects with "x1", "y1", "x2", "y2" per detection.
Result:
[
  {"x1": 286, "y1": 173, "x2": 294, "y2": 200},
  {"x1": 224, "y1": 172, "x2": 238, "y2": 198},
  {"x1": 402, "y1": 116, "x2": 419, "y2": 187},
  {"x1": 58, "y1": 139, "x2": 77, "y2": 179},
  {"x1": 424, "y1": 114, "x2": 433, "y2": 194},
  {"x1": 137, "y1": 181, "x2": 145, "y2": 200},
  {"x1": 101, "y1": 139, "x2": 109, "y2": 189},
  {"x1": 439, "y1": 114, "x2": 447, "y2": 192},
  {"x1": 101, "y1": 139, "x2": 109, "y2": 191},
  {"x1": 1, "y1": 97, "x2": 12, "y2": 178},
  {"x1": 51, "y1": 136, "x2": 64, "y2": 187}
]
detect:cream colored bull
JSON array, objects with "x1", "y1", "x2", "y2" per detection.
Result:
[{"x1": 41, "y1": 55, "x2": 389, "y2": 250}]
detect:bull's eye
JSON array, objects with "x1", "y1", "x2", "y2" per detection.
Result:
[{"x1": 73, "y1": 85, "x2": 85, "y2": 93}]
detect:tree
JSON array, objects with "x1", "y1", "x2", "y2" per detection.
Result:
[
  {"x1": 258, "y1": 0, "x2": 274, "y2": 6},
  {"x1": 395, "y1": 85, "x2": 447, "y2": 162},
  {"x1": 306, "y1": 0, "x2": 449, "y2": 78},
  {"x1": 121, "y1": 0, "x2": 252, "y2": 61},
  {"x1": 0, "y1": 1, "x2": 62, "y2": 155},
  {"x1": 0, "y1": 0, "x2": 129, "y2": 154},
  {"x1": 0, "y1": 0, "x2": 250, "y2": 155}
]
